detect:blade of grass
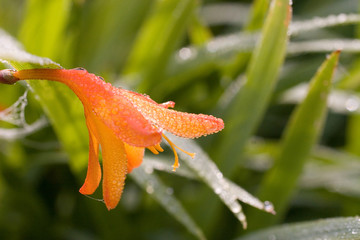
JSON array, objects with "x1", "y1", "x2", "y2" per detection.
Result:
[
  {"x1": 131, "y1": 165, "x2": 206, "y2": 240},
  {"x1": 15, "y1": 1, "x2": 89, "y2": 172},
  {"x1": 18, "y1": 0, "x2": 71, "y2": 61},
  {"x1": 238, "y1": 217, "x2": 360, "y2": 240},
  {"x1": 245, "y1": 0, "x2": 270, "y2": 31},
  {"x1": 340, "y1": 2, "x2": 360, "y2": 159},
  {"x1": 188, "y1": 13, "x2": 212, "y2": 46},
  {"x1": 222, "y1": 0, "x2": 269, "y2": 79},
  {"x1": 247, "y1": 50, "x2": 340, "y2": 230},
  {"x1": 151, "y1": 32, "x2": 257, "y2": 100},
  {"x1": 122, "y1": 0, "x2": 197, "y2": 93},
  {"x1": 73, "y1": 0, "x2": 153, "y2": 73},
  {"x1": 183, "y1": 0, "x2": 291, "y2": 234},
  {"x1": 154, "y1": 12, "x2": 360, "y2": 99},
  {"x1": 215, "y1": 0, "x2": 292, "y2": 176}
]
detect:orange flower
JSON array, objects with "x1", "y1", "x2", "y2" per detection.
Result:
[{"x1": 0, "y1": 68, "x2": 224, "y2": 209}]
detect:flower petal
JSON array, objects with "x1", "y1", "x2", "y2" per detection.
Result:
[
  {"x1": 102, "y1": 136, "x2": 127, "y2": 210},
  {"x1": 79, "y1": 109, "x2": 101, "y2": 195},
  {"x1": 122, "y1": 90, "x2": 224, "y2": 138},
  {"x1": 124, "y1": 143, "x2": 144, "y2": 173},
  {"x1": 13, "y1": 69, "x2": 163, "y2": 147},
  {"x1": 79, "y1": 127, "x2": 101, "y2": 195},
  {"x1": 89, "y1": 110, "x2": 128, "y2": 210}
]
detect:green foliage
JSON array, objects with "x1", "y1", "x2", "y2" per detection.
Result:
[{"x1": 1, "y1": 0, "x2": 360, "y2": 239}]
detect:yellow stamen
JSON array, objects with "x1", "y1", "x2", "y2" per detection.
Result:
[
  {"x1": 154, "y1": 143, "x2": 164, "y2": 152},
  {"x1": 147, "y1": 143, "x2": 164, "y2": 154},
  {"x1": 162, "y1": 134, "x2": 195, "y2": 171},
  {"x1": 147, "y1": 146, "x2": 159, "y2": 154}
]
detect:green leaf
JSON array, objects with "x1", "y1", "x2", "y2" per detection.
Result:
[
  {"x1": 247, "y1": 50, "x2": 340, "y2": 229},
  {"x1": 131, "y1": 165, "x2": 206, "y2": 240},
  {"x1": 0, "y1": 30, "x2": 60, "y2": 69},
  {"x1": 0, "y1": 29, "x2": 88, "y2": 172},
  {"x1": 123, "y1": 0, "x2": 197, "y2": 92},
  {"x1": 73, "y1": 0, "x2": 154, "y2": 72},
  {"x1": 216, "y1": 0, "x2": 292, "y2": 176},
  {"x1": 18, "y1": 0, "x2": 71, "y2": 60},
  {"x1": 188, "y1": 13, "x2": 212, "y2": 46},
  {"x1": 221, "y1": 0, "x2": 269, "y2": 79},
  {"x1": 164, "y1": 134, "x2": 276, "y2": 229},
  {"x1": 238, "y1": 217, "x2": 360, "y2": 240},
  {"x1": 245, "y1": 0, "x2": 270, "y2": 31}
]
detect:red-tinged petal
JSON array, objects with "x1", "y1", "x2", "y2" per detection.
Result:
[
  {"x1": 79, "y1": 129, "x2": 101, "y2": 195},
  {"x1": 124, "y1": 143, "x2": 144, "y2": 173},
  {"x1": 160, "y1": 101, "x2": 175, "y2": 109},
  {"x1": 89, "y1": 112, "x2": 128, "y2": 210},
  {"x1": 79, "y1": 109, "x2": 101, "y2": 195},
  {"x1": 13, "y1": 69, "x2": 162, "y2": 147},
  {"x1": 121, "y1": 89, "x2": 224, "y2": 138}
]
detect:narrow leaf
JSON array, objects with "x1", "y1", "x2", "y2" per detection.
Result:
[
  {"x1": 216, "y1": 0, "x2": 292, "y2": 176},
  {"x1": 19, "y1": 0, "x2": 71, "y2": 60},
  {"x1": 123, "y1": 0, "x2": 196, "y2": 92},
  {"x1": 74, "y1": 0, "x2": 153, "y2": 72},
  {"x1": 247, "y1": 50, "x2": 340, "y2": 229},
  {"x1": 131, "y1": 165, "x2": 206, "y2": 240},
  {"x1": 0, "y1": 29, "x2": 60, "y2": 69},
  {"x1": 238, "y1": 217, "x2": 360, "y2": 240},
  {"x1": 0, "y1": 29, "x2": 88, "y2": 172},
  {"x1": 165, "y1": 134, "x2": 275, "y2": 229}
]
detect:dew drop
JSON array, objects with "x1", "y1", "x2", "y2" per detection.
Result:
[
  {"x1": 146, "y1": 185, "x2": 154, "y2": 194},
  {"x1": 216, "y1": 172, "x2": 223, "y2": 179},
  {"x1": 178, "y1": 47, "x2": 193, "y2": 60},
  {"x1": 73, "y1": 67, "x2": 86, "y2": 71},
  {"x1": 345, "y1": 97, "x2": 360, "y2": 112},
  {"x1": 231, "y1": 204, "x2": 241, "y2": 214},
  {"x1": 264, "y1": 201, "x2": 276, "y2": 214}
]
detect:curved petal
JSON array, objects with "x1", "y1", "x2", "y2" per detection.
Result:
[
  {"x1": 122, "y1": 89, "x2": 224, "y2": 138},
  {"x1": 79, "y1": 127, "x2": 101, "y2": 195},
  {"x1": 124, "y1": 143, "x2": 144, "y2": 173},
  {"x1": 93, "y1": 88, "x2": 162, "y2": 147},
  {"x1": 79, "y1": 109, "x2": 101, "y2": 195},
  {"x1": 90, "y1": 111, "x2": 128, "y2": 210},
  {"x1": 14, "y1": 69, "x2": 162, "y2": 147}
]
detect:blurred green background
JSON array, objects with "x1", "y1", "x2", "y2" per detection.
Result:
[{"x1": 0, "y1": 0, "x2": 360, "y2": 239}]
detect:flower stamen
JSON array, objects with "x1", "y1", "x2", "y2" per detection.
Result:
[
  {"x1": 154, "y1": 143, "x2": 164, "y2": 152},
  {"x1": 147, "y1": 143, "x2": 164, "y2": 154},
  {"x1": 162, "y1": 134, "x2": 195, "y2": 171},
  {"x1": 147, "y1": 146, "x2": 160, "y2": 154}
]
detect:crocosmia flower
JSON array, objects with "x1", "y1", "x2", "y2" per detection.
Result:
[{"x1": 0, "y1": 68, "x2": 224, "y2": 210}]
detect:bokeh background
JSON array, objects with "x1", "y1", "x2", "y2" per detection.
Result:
[{"x1": 0, "y1": 0, "x2": 360, "y2": 239}]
